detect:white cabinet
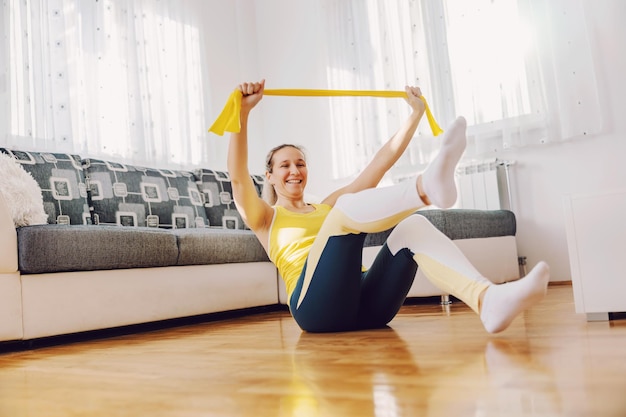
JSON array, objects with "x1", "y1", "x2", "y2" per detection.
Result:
[{"x1": 563, "y1": 189, "x2": 626, "y2": 321}]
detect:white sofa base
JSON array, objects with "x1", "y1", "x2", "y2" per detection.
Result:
[
  {"x1": 19, "y1": 263, "x2": 278, "y2": 340},
  {"x1": 0, "y1": 273, "x2": 23, "y2": 341}
]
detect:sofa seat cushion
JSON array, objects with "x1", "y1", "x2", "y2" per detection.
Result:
[
  {"x1": 175, "y1": 229, "x2": 269, "y2": 265},
  {"x1": 364, "y1": 209, "x2": 516, "y2": 247},
  {"x1": 17, "y1": 225, "x2": 179, "y2": 274}
]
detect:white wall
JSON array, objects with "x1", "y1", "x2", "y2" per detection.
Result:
[{"x1": 192, "y1": 0, "x2": 263, "y2": 171}]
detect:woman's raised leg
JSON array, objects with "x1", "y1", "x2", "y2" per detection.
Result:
[{"x1": 385, "y1": 214, "x2": 550, "y2": 333}]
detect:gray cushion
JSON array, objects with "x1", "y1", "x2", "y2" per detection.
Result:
[
  {"x1": 364, "y1": 209, "x2": 516, "y2": 247},
  {"x1": 175, "y1": 228, "x2": 269, "y2": 265},
  {"x1": 17, "y1": 225, "x2": 179, "y2": 274},
  {"x1": 432, "y1": 209, "x2": 516, "y2": 240}
]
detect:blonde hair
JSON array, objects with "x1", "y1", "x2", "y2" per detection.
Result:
[{"x1": 262, "y1": 144, "x2": 306, "y2": 205}]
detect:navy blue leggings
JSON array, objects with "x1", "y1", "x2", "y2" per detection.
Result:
[{"x1": 289, "y1": 233, "x2": 417, "y2": 332}]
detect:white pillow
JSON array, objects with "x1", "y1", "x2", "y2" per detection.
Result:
[{"x1": 0, "y1": 152, "x2": 48, "y2": 227}]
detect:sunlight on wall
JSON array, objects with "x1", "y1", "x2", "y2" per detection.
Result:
[{"x1": 445, "y1": 0, "x2": 534, "y2": 125}]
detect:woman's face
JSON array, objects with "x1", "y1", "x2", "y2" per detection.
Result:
[{"x1": 267, "y1": 146, "x2": 308, "y2": 200}]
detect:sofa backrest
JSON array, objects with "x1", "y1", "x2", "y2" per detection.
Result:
[
  {"x1": 0, "y1": 148, "x2": 91, "y2": 225},
  {"x1": 1, "y1": 147, "x2": 266, "y2": 230}
]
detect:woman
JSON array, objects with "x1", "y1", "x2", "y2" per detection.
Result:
[{"x1": 227, "y1": 79, "x2": 550, "y2": 333}]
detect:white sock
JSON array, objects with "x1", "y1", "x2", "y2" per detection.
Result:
[
  {"x1": 480, "y1": 261, "x2": 550, "y2": 334},
  {"x1": 420, "y1": 116, "x2": 467, "y2": 208}
]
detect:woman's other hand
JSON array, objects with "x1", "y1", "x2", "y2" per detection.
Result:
[{"x1": 404, "y1": 85, "x2": 426, "y2": 114}]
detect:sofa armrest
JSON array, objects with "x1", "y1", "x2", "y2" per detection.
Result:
[{"x1": 0, "y1": 193, "x2": 18, "y2": 273}]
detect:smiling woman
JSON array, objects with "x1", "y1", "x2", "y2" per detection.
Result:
[
  {"x1": 226, "y1": 79, "x2": 550, "y2": 334},
  {"x1": 262, "y1": 144, "x2": 308, "y2": 207}
]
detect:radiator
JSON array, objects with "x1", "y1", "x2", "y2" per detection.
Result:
[{"x1": 455, "y1": 159, "x2": 515, "y2": 211}]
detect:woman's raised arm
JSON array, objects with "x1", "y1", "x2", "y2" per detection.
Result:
[{"x1": 227, "y1": 80, "x2": 274, "y2": 234}]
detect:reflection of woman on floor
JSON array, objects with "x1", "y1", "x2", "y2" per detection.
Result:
[
  {"x1": 281, "y1": 332, "x2": 561, "y2": 416},
  {"x1": 228, "y1": 79, "x2": 550, "y2": 334},
  {"x1": 279, "y1": 329, "x2": 428, "y2": 416}
]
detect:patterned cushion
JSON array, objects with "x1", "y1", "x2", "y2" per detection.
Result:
[
  {"x1": 251, "y1": 174, "x2": 265, "y2": 197},
  {"x1": 0, "y1": 148, "x2": 91, "y2": 225},
  {"x1": 194, "y1": 169, "x2": 265, "y2": 230},
  {"x1": 84, "y1": 158, "x2": 209, "y2": 228}
]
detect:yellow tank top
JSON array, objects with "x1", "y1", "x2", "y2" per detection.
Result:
[{"x1": 268, "y1": 203, "x2": 332, "y2": 298}]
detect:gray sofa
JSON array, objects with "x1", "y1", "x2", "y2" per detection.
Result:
[{"x1": 0, "y1": 147, "x2": 520, "y2": 344}]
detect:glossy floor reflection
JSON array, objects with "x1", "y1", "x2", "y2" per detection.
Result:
[{"x1": 0, "y1": 285, "x2": 625, "y2": 416}]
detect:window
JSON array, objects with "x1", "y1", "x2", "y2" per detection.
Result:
[
  {"x1": 4, "y1": 0, "x2": 206, "y2": 168},
  {"x1": 323, "y1": 0, "x2": 601, "y2": 181}
]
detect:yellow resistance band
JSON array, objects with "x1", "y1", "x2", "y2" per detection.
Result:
[{"x1": 208, "y1": 89, "x2": 443, "y2": 136}]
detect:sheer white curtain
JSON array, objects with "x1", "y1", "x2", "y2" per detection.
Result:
[
  {"x1": 443, "y1": 0, "x2": 603, "y2": 153},
  {"x1": 2, "y1": 0, "x2": 206, "y2": 169},
  {"x1": 322, "y1": 0, "x2": 603, "y2": 181}
]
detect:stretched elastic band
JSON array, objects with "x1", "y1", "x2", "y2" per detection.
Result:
[{"x1": 208, "y1": 88, "x2": 443, "y2": 136}]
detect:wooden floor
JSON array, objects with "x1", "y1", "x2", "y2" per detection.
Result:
[{"x1": 1, "y1": 284, "x2": 626, "y2": 417}]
